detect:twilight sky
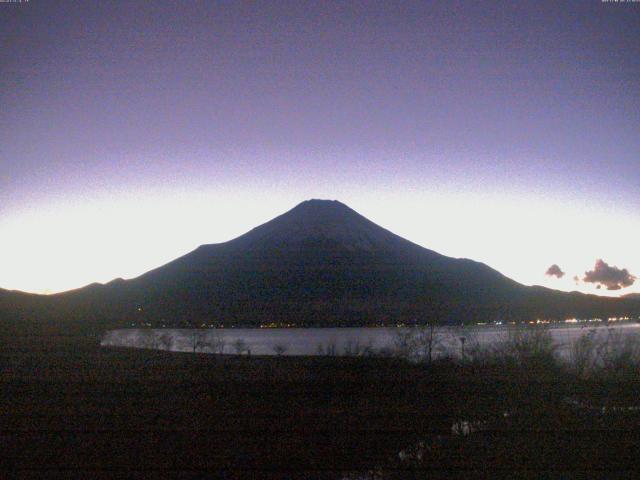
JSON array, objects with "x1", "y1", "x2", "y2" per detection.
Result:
[{"x1": 1, "y1": 0, "x2": 638, "y2": 296}]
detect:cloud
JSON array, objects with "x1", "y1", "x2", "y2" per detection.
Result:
[
  {"x1": 583, "y1": 259, "x2": 636, "y2": 291},
  {"x1": 573, "y1": 275, "x2": 580, "y2": 285},
  {"x1": 545, "y1": 264, "x2": 565, "y2": 279}
]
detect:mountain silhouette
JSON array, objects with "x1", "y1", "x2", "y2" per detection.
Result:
[
  {"x1": 2, "y1": 199, "x2": 639, "y2": 333},
  {"x1": 622, "y1": 293, "x2": 640, "y2": 299}
]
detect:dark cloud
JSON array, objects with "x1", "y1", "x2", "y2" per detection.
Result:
[
  {"x1": 545, "y1": 264, "x2": 565, "y2": 279},
  {"x1": 583, "y1": 259, "x2": 636, "y2": 291}
]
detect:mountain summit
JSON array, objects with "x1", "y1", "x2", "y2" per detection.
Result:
[
  {"x1": 202, "y1": 199, "x2": 430, "y2": 255},
  {"x1": 2, "y1": 200, "x2": 639, "y2": 333},
  {"x1": 239, "y1": 199, "x2": 399, "y2": 250}
]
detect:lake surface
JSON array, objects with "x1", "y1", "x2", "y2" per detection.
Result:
[{"x1": 101, "y1": 323, "x2": 640, "y2": 360}]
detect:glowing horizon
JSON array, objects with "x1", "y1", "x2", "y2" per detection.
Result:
[
  {"x1": 2, "y1": 2, "x2": 638, "y2": 297},
  {"x1": 1, "y1": 185, "x2": 638, "y2": 298}
]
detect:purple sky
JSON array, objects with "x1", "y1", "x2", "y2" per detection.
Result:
[{"x1": 1, "y1": 1, "x2": 639, "y2": 295}]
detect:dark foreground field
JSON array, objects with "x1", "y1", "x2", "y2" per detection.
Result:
[{"x1": 2, "y1": 336, "x2": 640, "y2": 479}]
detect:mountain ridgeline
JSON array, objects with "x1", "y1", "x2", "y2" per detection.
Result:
[{"x1": 2, "y1": 200, "x2": 639, "y2": 334}]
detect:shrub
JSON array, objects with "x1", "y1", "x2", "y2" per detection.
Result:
[
  {"x1": 569, "y1": 329, "x2": 598, "y2": 378},
  {"x1": 594, "y1": 328, "x2": 640, "y2": 379},
  {"x1": 491, "y1": 324, "x2": 558, "y2": 371}
]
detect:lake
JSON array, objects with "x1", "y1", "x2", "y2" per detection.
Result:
[{"x1": 101, "y1": 322, "x2": 640, "y2": 360}]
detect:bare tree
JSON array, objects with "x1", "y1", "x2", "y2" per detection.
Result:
[
  {"x1": 272, "y1": 343, "x2": 288, "y2": 356},
  {"x1": 187, "y1": 330, "x2": 211, "y2": 353},
  {"x1": 393, "y1": 328, "x2": 417, "y2": 360},
  {"x1": 210, "y1": 330, "x2": 226, "y2": 354},
  {"x1": 316, "y1": 341, "x2": 337, "y2": 356},
  {"x1": 139, "y1": 330, "x2": 159, "y2": 349},
  {"x1": 232, "y1": 338, "x2": 248, "y2": 355},
  {"x1": 393, "y1": 323, "x2": 444, "y2": 363},
  {"x1": 158, "y1": 332, "x2": 173, "y2": 351},
  {"x1": 146, "y1": 331, "x2": 174, "y2": 350},
  {"x1": 414, "y1": 323, "x2": 443, "y2": 365},
  {"x1": 343, "y1": 338, "x2": 363, "y2": 356}
]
